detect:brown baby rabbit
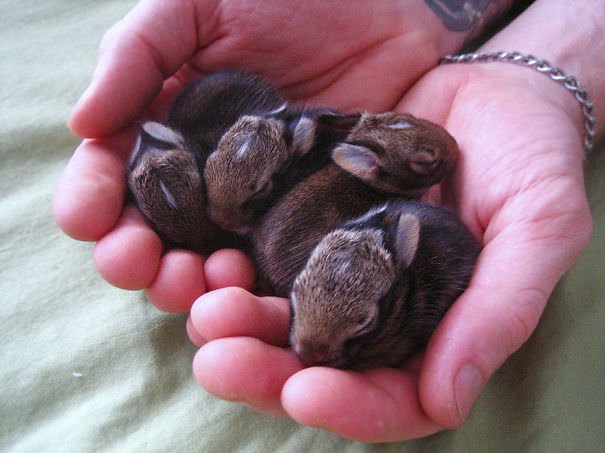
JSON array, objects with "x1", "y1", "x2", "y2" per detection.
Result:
[
  {"x1": 203, "y1": 108, "x2": 359, "y2": 233},
  {"x1": 289, "y1": 200, "x2": 481, "y2": 370},
  {"x1": 127, "y1": 70, "x2": 286, "y2": 253},
  {"x1": 127, "y1": 121, "x2": 233, "y2": 252},
  {"x1": 250, "y1": 112, "x2": 459, "y2": 296}
]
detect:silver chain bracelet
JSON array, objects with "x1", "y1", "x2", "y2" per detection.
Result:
[{"x1": 440, "y1": 51, "x2": 596, "y2": 153}]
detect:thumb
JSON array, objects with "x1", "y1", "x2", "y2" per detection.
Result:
[
  {"x1": 419, "y1": 198, "x2": 592, "y2": 428},
  {"x1": 69, "y1": 0, "x2": 212, "y2": 137}
]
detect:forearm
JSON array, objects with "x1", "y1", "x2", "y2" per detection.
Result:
[
  {"x1": 479, "y1": 0, "x2": 605, "y2": 139},
  {"x1": 420, "y1": 0, "x2": 519, "y2": 54}
]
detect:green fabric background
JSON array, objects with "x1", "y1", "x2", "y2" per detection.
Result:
[{"x1": 1, "y1": 1, "x2": 603, "y2": 451}]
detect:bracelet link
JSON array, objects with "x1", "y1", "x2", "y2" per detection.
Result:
[{"x1": 440, "y1": 51, "x2": 596, "y2": 153}]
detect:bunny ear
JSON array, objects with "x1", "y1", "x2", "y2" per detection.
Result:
[
  {"x1": 394, "y1": 213, "x2": 420, "y2": 268},
  {"x1": 290, "y1": 116, "x2": 317, "y2": 155},
  {"x1": 130, "y1": 122, "x2": 185, "y2": 171},
  {"x1": 331, "y1": 144, "x2": 379, "y2": 181},
  {"x1": 141, "y1": 121, "x2": 184, "y2": 147},
  {"x1": 267, "y1": 102, "x2": 288, "y2": 116}
]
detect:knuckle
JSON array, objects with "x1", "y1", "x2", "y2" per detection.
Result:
[
  {"x1": 501, "y1": 286, "x2": 547, "y2": 356},
  {"x1": 99, "y1": 20, "x2": 123, "y2": 53}
]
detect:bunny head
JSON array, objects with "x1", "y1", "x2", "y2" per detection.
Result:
[
  {"x1": 330, "y1": 112, "x2": 459, "y2": 196},
  {"x1": 128, "y1": 121, "x2": 233, "y2": 253},
  {"x1": 289, "y1": 210, "x2": 421, "y2": 368},
  {"x1": 203, "y1": 111, "x2": 317, "y2": 234}
]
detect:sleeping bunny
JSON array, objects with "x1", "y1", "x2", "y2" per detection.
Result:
[
  {"x1": 289, "y1": 200, "x2": 481, "y2": 370},
  {"x1": 204, "y1": 110, "x2": 457, "y2": 234},
  {"x1": 250, "y1": 112, "x2": 459, "y2": 296},
  {"x1": 127, "y1": 70, "x2": 286, "y2": 253},
  {"x1": 202, "y1": 107, "x2": 351, "y2": 233},
  {"x1": 128, "y1": 71, "x2": 356, "y2": 249}
]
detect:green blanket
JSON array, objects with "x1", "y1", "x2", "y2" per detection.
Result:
[{"x1": 1, "y1": 1, "x2": 603, "y2": 451}]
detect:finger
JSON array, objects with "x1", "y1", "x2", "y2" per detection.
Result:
[
  {"x1": 190, "y1": 287, "x2": 290, "y2": 346},
  {"x1": 396, "y1": 65, "x2": 467, "y2": 124},
  {"x1": 187, "y1": 315, "x2": 206, "y2": 347},
  {"x1": 419, "y1": 187, "x2": 592, "y2": 428},
  {"x1": 93, "y1": 204, "x2": 163, "y2": 290},
  {"x1": 69, "y1": 0, "x2": 214, "y2": 137},
  {"x1": 193, "y1": 337, "x2": 303, "y2": 417},
  {"x1": 203, "y1": 249, "x2": 257, "y2": 292},
  {"x1": 282, "y1": 367, "x2": 441, "y2": 442},
  {"x1": 145, "y1": 249, "x2": 206, "y2": 312},
  {"x1": 53, "y1": 132, "x2": 133, "y2": 241}
]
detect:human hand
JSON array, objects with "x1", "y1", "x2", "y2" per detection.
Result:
[
  {"x1": 188, "y1": 4, "x2": 598, "y2": 438},
  {"x1": 53, "y1": 0, "x2": 462, "y2": 311}
]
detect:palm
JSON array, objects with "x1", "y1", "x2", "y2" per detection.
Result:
[
  {"x1": 148, "y1": 1, "x2": 438, "y2": 121},
  {"x1": 441, "y1": 68, "x2": 582, "y2": 229},
  {"x1": 190, "y1": 63, "x2": 592, "y2": 442},
  {"x1": 405, "y1": 64, "x2": 589, "y2": 268},
  {"x1": 396, "y1": 63, "x2": 591, "y2": 428}
]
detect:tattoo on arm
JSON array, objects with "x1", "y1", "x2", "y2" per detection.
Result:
[{"x1": 426, "y1": 0, "x2": 516, "y2": 32}]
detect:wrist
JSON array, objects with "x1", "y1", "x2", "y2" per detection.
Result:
[
  {"x1": 441, "y1": 52, "x2": 596, "y2": 153},
  {"x1": 394, "y1": 1, "x2": 517, "y2": 64},
  {"x1": 419, "y1": 0, "x2": 517, "y2": 55},
  {"x1": 478, "y1": 0, "x2": 605, "y2": 138}
]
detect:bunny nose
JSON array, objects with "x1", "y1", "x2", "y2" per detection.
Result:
[
  {"x1": 295, "y1": 340, "x2": 337, "y2": 367},
  {"x1": 208, "y1": 207, "x2": 235, "y2": 230},
  {"x1": 209, "y1": 209, "x2": 252, "y2": 235},
  {"x1": 214, "y1": 217, "x2": 235, "y2": 231}
]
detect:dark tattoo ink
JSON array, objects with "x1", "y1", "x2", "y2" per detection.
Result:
[{"x1": 426, "y1": 0, "x2": 501, "y2": 32}]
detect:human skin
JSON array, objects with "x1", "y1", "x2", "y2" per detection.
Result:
[
  {"x1": 190, "y1": 0, "x2": 603, "y2": 441},
  {"x1": 55, "y1": 0, "x2": 485, "y2": 306},
  {"x1": 53, "y1": 0, "x2": 602, "y2": 443}
]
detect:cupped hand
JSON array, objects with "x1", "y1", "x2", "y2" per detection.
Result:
[
  {"x1": 189, "y1": 62, "x2": 592, "y2": 441},
  {"x1": 53, "y1": 0, "x2": 449, "y2": 311}
]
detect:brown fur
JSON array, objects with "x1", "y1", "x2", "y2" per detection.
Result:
[
  {"x1": 251, "y1": 164, "x2": 396, "y2": 296},
  {"x1": 126, "y1": 71, "x2": 285, "y2": 253},
  {"x1": 250, "y1": 113, "x2": 459, "y2": 296},
  {"x1": 289, "y1": 200, "x2": 481, "y2": 370},
  {"x1": 332, "y1": 112, "x2": 458, "y2": 196},
  {"x1": 203, "y1": 113, "x2": 322, "y2": 232},
  {"x1": 127, "y1": 123, "x2": 237, "y2": 253}
]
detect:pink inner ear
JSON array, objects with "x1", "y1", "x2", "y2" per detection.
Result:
[{"x1": 332, "y1": 144, "x2": 379, "y2": 181}]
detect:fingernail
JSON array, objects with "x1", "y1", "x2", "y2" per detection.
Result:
[{"x1": 454, "y1": 364, "x2": 483, "y2": 422}]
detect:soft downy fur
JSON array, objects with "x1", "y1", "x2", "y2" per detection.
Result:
[
  {"x1": 126, "y1": 70, "x2": 286, "y2": 253},
  {"x1": 251, "y1": 112, "x2": 459, "y2": 296},
  {"x1": 289, "y1": 200, "x2": 481, "y2": 370},
  {"x1": 128, "y1": 71, "x2": 357, "y2": 250}
]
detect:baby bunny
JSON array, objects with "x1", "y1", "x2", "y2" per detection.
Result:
[
  {"x1": 167, "y1": 70, "x2": 286, "y2": 162},
  {"x1": 127, "y1": 121, "x2": 236, "y2": 252},
  {"x1": 289, "y1": 200, "x2": 481, "y2": 370},
  {"x1": 331, "y1": 112, "x2": 458, "y2": 197},
  {"x1": 203, "y1": 108, "x2": 359, "y2": 233},
  {"x1": 250, "y1": 113, "x2": 459, "y2": 296},
  {"x1": 127, "y1": 70, "x2": 286, "y2": 253}
]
